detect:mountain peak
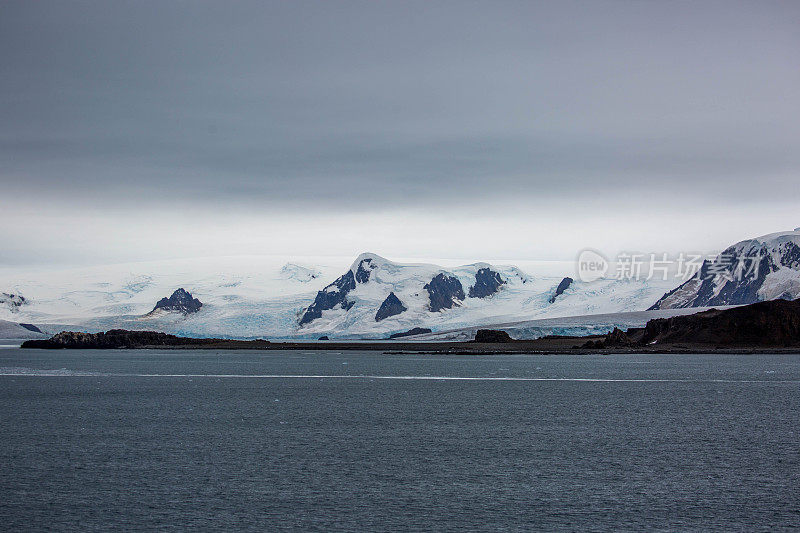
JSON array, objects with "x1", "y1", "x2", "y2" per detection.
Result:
[
  {"x1": 348, "y1": 253, "x2": 395, "y2": 284},
  {"x1": 349, "y1": 252, "x2": 391, "y2": 271},
  {"x1": 151, "y1": 288, "x2": 203, "y2": 315}
]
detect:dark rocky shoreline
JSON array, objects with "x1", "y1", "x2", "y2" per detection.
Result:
[
  {"x1": 584, "y1": 299, "x2": 800, "y2": 349},
  {"x1": 20, "y1": 335, "x2": 800, "y2": 355}
]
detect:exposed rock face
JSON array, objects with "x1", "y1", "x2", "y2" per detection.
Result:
[
  {"x1": 298, "y1": 255, "x2": 383, "y2": 326},
  {"x1": 389, "y1": 327, "x2": 432, "y2": 339},
  {"x1": 549, "y1": 277, "x2": 574, "y2": 303},
  {"x1": 299, "y1": 270, "x2": 356, "y2": 326},
  {"x1": 355, "y1": 257, "x2": 375, "y2": 283},
  {"x1": 468, "y1": 268, "x2": 505, "y2": 298},
  {"x1": 424, "y1": 273, "x2": 465, "y2": 312},
  {"x1": 474, "y1": 329, "x2": 513, "y2": 343},
  {"x1": 651, "y1": 254, "x2": 776, "y2": 310},
  {"x1": 587, "y1": 299, "x2": 800, "y2": 348},
  {"x1": 1, "y1": 292, "x2": 27, "y2": 313},
  {"x1": 651, "y1": 230, "x2": 800, "y2": 310},
  {"x1": 375, "y1": 292, "x2": 407, "y2": 322},
  {"x1": 152, "y1": 288, "x2": 202, "y2": 315},
  {"x1": 21, "y1": 329, "x2": 243, "y2": 349},
  {"x1": 19, "y1": 323, "x2": 43, "y2": 333},
  {"x1": 318, "y1": 335, "x2": 329, "y2": 340}
]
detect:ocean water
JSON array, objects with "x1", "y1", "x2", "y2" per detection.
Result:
[{"x1": 1, "y1": 349, "x2": 799, "y2": 531}]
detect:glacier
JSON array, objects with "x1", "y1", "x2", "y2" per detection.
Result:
[{"x1": 0, "y1": 252, "x2": 682, "y2": 339}]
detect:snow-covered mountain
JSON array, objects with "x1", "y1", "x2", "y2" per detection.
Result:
[
  {"x1": 290, "y1": 253, "x2": 685, "y2": 338},
  {"x1": 0, "y1": 252, "x2": 678, "y2": 339},
  {"x1": 651, "y1": 229, "x2": 800, "y2": 310},
  {"x1": 6, "y1": 229, "x2": 798, "y2": 339},
  {"x1": 295, "y1": 253, "x2": 517, "y2": 333}
]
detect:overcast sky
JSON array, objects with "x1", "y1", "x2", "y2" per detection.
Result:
[{"x1": 1, "y1": 1, "x2": 799, "y2": 266}]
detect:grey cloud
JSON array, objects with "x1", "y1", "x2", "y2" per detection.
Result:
[{"x1": 0, "y1": 0, "x2": 799, "y2": 262}]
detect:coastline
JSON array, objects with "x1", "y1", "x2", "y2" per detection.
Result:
[{"x1": 21, "y1": 336, "x2": 800, "y2": 355}]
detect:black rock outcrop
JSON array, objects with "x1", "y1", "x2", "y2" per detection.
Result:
[
  {"x1": 152, "y1": 288, "x2": 202, "y2": 315},
  {"x1": 299, "y1": 270, "x2": 356, "y2": 326},
  {"x1": 424, "y1": 273, "x2": 465, "y2": 312},
  {"x1": 389, "y1": 327, "x2": 432, "y2": 339},
  {"x1": 21, "y1": 329, "x2": 247, "y2": 349},
  {"x1": 355, "y1": 258, "x2": 374, "y2": 283},
  {"x1": 375, "y1": 292, "x2": 407, "y2": 322},
  {"x1": 474, "y1": 329, "x2": 513, "y2": 343},
  {"x1": 468, "y1": 268, "x2": 505, "y2": 298},
  {"x1": 19, "y1": 323, "x2": 43, "y2": 333},
  {"x1": 582, "y1": 328, "x2": 634, "y2": 348},
  {"x1": 318, "y1": 335, "x2": 329, "y2": 340},
  {"x1": 549, "y1": 277, "x2": 573, "y2": 303},
  {"x1": 587, "y1": 299, "x2": 800, "y2": 348}
]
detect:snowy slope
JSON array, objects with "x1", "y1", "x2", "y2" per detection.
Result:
[
  {"x1": 651, "y1": 229, "x2": 800, "y2": 309},
  {"x1": 405, "y1": 306, "x2": 737, "y2": 341},
  {"x1": 0, "y1": 320, "x2": 48, "y2": 340},
  {"x1": 0, "y1": 255, "x2": 342, "y2": 337},
  {"x1": 0, "y1": 252, "x2": 677, "y2": 339}
]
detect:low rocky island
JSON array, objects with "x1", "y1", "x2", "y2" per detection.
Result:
[
  {"x1": 474, "y1": 329, "x2": 513, "y2": 343},
  {"x1": 22, "y1": 330, "x2": 269, "y2": 349}
]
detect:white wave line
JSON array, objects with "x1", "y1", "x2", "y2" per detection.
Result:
[{"x1": 1, "y1": 372, "x2": 799, "y2": 383}]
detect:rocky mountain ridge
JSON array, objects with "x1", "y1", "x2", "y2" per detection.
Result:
[
  {"x1": 298, "y1": 254, "x2": 511, "y2": 328},
  {"x1": 651, "y1": 229, "x2": 800, "y2": 310}
]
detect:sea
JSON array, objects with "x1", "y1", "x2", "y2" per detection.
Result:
[{"x1": 1, "y1": 346, "x2": 799, "y2": 531}]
